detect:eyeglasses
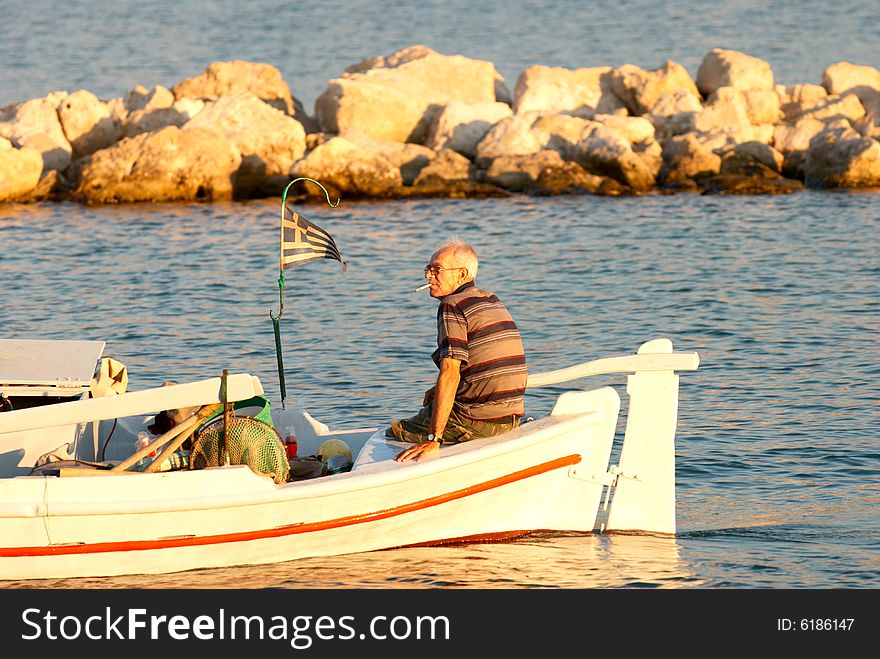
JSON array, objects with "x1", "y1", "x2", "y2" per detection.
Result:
[{"x1": 424, "y1": 264, "x2": 464, "y2": 277}]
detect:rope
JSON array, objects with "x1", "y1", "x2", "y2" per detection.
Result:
[{"x1": 100, "y1": 418, "x2": 118, "y2": 461}]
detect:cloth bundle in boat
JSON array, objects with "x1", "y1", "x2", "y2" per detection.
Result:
[
  {"x1": 89, "y1": 357, "x2": 128, "y2": 397},
  {"x1": 189, "y1": 396, "x2": 289, "y2": 484}
]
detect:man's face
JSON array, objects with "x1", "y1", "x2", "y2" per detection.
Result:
[{"x1": 424, "y1": 248, "x2": 466, "y2": 299}]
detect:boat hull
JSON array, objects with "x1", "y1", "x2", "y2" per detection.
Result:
[{"x1": 0, "y1": 397, "x2": 618, "y2": 580}]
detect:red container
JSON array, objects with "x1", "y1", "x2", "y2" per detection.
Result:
[{"x1": 284, "y1": 427, "x2": 298, "y2": 459}]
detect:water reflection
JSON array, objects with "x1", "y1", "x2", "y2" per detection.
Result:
[{"x1": 6, "y1": 532, "x2": 701, "y2": 590}]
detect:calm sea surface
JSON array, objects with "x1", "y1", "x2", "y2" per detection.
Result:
[
  {"x1": 2, "y1": 1, "x2": 878, "y2": 109},
  {"x1": 0, "y1": 191, "x2": 877, "y2": 589},
  {"x1": 0, "y1": 0, "x2": 877, "y2": 590}
]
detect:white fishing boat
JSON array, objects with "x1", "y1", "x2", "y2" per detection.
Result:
[{"x1": 0, "y1": 336, "x2": 699, "y2": 581}]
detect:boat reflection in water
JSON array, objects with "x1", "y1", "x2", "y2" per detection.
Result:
[{"x1": 9, "y1": 532, "x2": 700, "y2": 590}]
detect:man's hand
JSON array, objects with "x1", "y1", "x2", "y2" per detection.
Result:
[{"x1": 394, "y1": 440, "x2": 440, "y2": 463}]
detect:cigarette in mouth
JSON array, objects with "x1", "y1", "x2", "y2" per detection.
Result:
[{"x1": 415, "y1": 283, "x2": 430, "y2": 292}]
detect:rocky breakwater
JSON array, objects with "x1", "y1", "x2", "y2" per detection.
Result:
[{"x1": 1, "y1": 47, "x2": 878, "y2": 204}]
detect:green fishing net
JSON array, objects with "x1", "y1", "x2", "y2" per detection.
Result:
[{"x1": 189, "y1": 413, "x2": 289, "y2": 484}]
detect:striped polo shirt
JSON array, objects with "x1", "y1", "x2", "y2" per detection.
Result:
[{"x1": 432, "y1": 281, "x2": 527, "y2": 421}]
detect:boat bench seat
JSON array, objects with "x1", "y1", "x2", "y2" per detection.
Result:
[{"x1": 352, "y1": 430, "x2": 409, "y2": 470}]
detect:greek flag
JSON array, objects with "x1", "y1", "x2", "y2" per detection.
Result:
[{"x1": 281, "y1": 205, "x2": 345, "y2": 270}]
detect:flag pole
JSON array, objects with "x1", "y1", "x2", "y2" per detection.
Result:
[{"x1": 270, "y1": 177, "x2": 340, "y2": 409}]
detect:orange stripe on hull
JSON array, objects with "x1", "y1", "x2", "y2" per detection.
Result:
[{"x1": 2, "y1": 454, "x2": 581, "y2": 558}]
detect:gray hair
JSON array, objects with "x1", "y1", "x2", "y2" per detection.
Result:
[{"x1": 436, "y1": 237, "x2": 478, "y2": 279}]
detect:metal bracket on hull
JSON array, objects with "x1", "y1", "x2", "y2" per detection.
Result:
[
  {"x1": 597, "y1": 465, "x2": 641, "y2": 513},
  {"x1": 609, "y1": 464, "x2": 640, "y2": 482},
  {"x1": 569, "y1": 462, "x2": 644, "y2": 531},
  {"x1": 567, "y1": 465, "x2": 631, "y2": 486}
]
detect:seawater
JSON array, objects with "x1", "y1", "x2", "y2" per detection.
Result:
[
  {"x1": 0, "y1": 190, "x2": 876, "y2": 589},
  {"x1": 1, "y1": 1, "x2": 878, "y2": 108},
  {"x1": 0, "y1": 0, "x2": 878, "y2": 589}
]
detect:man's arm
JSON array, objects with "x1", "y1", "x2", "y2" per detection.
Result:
[
  {"x1": 395, "y1": 357, "x2": 461, "y2": 462},
  {"x1": 429, "y1": 357, "x2": 461, "y2": 438}
]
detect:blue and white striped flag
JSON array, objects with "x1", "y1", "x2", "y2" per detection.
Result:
[{"x1": 280, "y1": 205, "x2": 345, "y2": 271}]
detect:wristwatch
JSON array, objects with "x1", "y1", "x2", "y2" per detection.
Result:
[{"x1": 426, "y1": 433, "x2": 442, "y2": 445}]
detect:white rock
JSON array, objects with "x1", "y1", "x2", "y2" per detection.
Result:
[
  {"x1": 660, "y1": 132, "x2": 722, "y2": 183},
  {"x1": 611, "y1": 61, "x2": 701, "y2": 115},
  {"x1": 853, "y1": 88, "x2": 880, "y2": 139},
  {"x1": 0, "y1": 137, "x2": 43, "y2": 201},
  {"x1": 647, "y1": 90, "x2": 704, "y2": 142},
  {"x1": 56, "y1": 89, "x2": 117, "y2": 159},
  {"x1": 122, "y1": 106, "x2": 193, "y2": 139},
  {"x1": 413, "y1": 148, "x2": 473, "y2": 186},
  {"x1": 822, "y1": 62, "x2": 880, "y2": 95},
  {"x1": 0, "y1": 94, "x2": 72, "y2": 173},
  {"x1": 783, "y1": 94, "x2": 865, "y2": 123},
  {"x1": 171, "y1": 98, "x2": 205, "y2": 121},
  {"x1": 124, "y1": 85, "x2": 175, "y2": 113},
  {"x1": 184, "y1": 93, "x2": 307, "y2": 180},
  {"x1": 650, "y1": 90, "x2": 704, "y2": 117},
  {"x1": 347, "y1": 44, "x2": 512, "y2": 105},
  {"x1": 694, "y1": 89, "x2": 752, "y2": 134},
  {"x1": 775, "y1": 83, "x2": 827, "y2": 106},
  {"x1": 513, "y1": 65, "x2": 624, "y2": 115},
  {"x1": 483, "y1": 150, "x2": 566, "y2": 191},
  {"x1": 316, "y1": 47, "x2": 501, "y2": 144},
  {"x1": 634, "y1": 138, "x2": 664, "y2": 180},
  {"x1": 806, "y1": 125, "x2": 880, "y2": 188},
  {"x1": 773, "y1": 117, "x2": 827, "y2": 153},
  {"x1": 750, "y1": 124, "x2": 775, "y2": 144},
  {"x1": 289, "y1": 135, "x2": 402, "y2": 198},
  {"x1": 574, "y1": 126, "x2": 656, "y2": 190},
  {"x1": 697, "y1": 48, "x2": 775, "y2": 96},
  {"x1": 593, "y1": 114, "x2": 655, "y2": 144},
  {"x1": 474, "y1": 115, "x2": 545, "y2": 162},
  {"x1": 531, "y1": 113, "x2": 599, "y2": 159},
  {"x1": 742, "y1": 89, "x2": 781, "y2": 125},
  {"x1": 718, "y1": 140, "x2": 784, "y2": 174},
  {"x1": 172, "y1": 60, "x2": 298, "y2": 116},
  {"x1": 72, "y1": 126, "x2": 242, "y2": 203},
  {"x1": 345, "y1": 131, "x2": 435, "y2": 185},
  {"x1": 426, "y1": 101, "x2": 513, "y2": 158}
]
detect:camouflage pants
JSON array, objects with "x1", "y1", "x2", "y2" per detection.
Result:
[{"x1": 386, "y1": 402, "x2": 519, "y2": 445}]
